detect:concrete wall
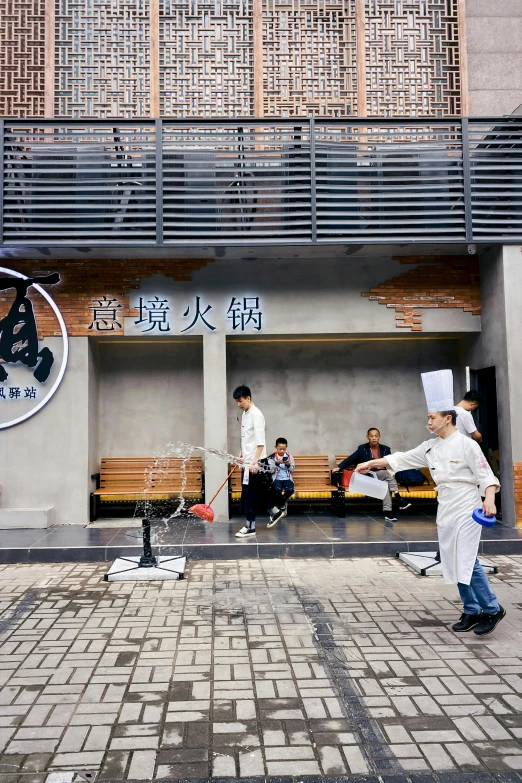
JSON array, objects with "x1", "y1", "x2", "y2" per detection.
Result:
[
  {"x1": 0, "y1": 338, "x2": 203, "y2": 525},
  {"x1": 466, "y1": 0, "x2": 522, "y2": 116},
  {"x1": 124, "y1": 256, "x2": 481, "y2": 337},
  {"x1": 97, "y1": 340, "x2": 203, "y2": 458},
  {"x1": 463, "y1": 245, "x2": 522, "y2": 527},
  {"x1": 503, "y1": 247, "x2": 522, "y2": 467},
  {"x1": 88, "y1": 339, "x2": 99, "y2": 482},
  {"x1": 0, "y1": 337, "x2": 92, "y2": 525},
  {"x1": 227, "y1": 338, "x2": 462, "y2": 464},
  {"x1": 203, "y1": 333, "x2": 229, "y2": 521}
]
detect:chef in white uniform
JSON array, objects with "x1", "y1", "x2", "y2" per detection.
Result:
[{"x1": 355, "y1": 370, "x2": 505, "y2": 637}]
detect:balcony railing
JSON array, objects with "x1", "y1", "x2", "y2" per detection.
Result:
[{"x1": 1, "y1": 117, "x2": 521, "y2": 246}]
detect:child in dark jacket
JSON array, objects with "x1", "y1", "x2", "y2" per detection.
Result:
[{"x1": 266, "y1": 437, "x2": 295, "y2": 528}]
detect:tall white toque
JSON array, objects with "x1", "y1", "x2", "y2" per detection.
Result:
[{"x1": 421, "y1": 369, "x2": 454, "y2": 412}]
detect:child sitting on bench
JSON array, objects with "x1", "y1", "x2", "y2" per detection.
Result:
[{"x1": 267, "y1": 437, "x2": 295, "y2": 528}]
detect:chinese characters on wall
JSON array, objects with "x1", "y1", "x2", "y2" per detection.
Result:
[
  {"x1": 88, "y1": 297, "x2": 123, "y2": 332},
  {"x1": 0, "y1": 273, "x2": 62, "y2": 410},
  {"x1": 88, "y1": 294, "x2": 263, "y2": 333},
  {"x1": 0, "y1": 386, "x2": 38, "y2": 401}
]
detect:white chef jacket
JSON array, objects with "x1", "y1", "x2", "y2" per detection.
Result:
[
  {"x1": 387, "y1": 430, "x2": 499, "y2": 585},
  {"x1": 455, "y1": 406, "x2": 478, "y2": 438},
  {"x1": 241, "y1": 404, "x2": 266, "y2": 483}
]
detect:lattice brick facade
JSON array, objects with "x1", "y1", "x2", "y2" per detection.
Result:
[
  {"x1": 0, "y1": 0, "x2": 46, "y2": 116},
  {"x1": 365, "y1": 0, "x2": 461, "y2": 117},
  {"x1": 54, "y1": 0, "x2": 151, "y2": 118},
  {"x1": 262, "y1": 0, "x2": 358, "y2": 117},
  {"x1": 0, "y1": 0, "x2": 465, "y2": 117},
  {"x1": 160, "y1": 0, "x2": 254, "y2": 117}
]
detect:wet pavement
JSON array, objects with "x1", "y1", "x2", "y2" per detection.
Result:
[{"x1": 0, "y1": 556, "x2": 521, "y2": 781}]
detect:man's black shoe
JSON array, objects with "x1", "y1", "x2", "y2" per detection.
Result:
[
  {"x1": 395, "y1": 494, "x2": 412, "y2": 510},
  {"x1": 452, "y1": 613, "x2": 482, "y2": 632},
  {"x1": 473, "y1": 606, "x2": 506, "y2": 636},
  {"x1": 267, "y1": 508, "x2": 285, "y2": 528}
]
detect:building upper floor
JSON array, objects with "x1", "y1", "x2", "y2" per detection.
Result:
[
  {"x1": 0, "y1": 115, "x2": 521, "y2": 248},
  {"x1": 0, "y1": 0, "x2": 521, "y2": 121}
]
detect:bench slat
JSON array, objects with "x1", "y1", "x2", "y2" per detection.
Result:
[
  {"x1": 97, "y1": 457, "x2": 203, "y2": 499},
  {"x1": 96, "y1": 490, "x2": 203, "y2": 497},
  {"x1": 99, "y1": 485, "x2": 201, "y2": 491}
]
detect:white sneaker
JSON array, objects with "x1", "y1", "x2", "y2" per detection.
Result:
[
  {"x1": 235, "y1": 526, "x2": 256, "y2": 538},
  {"x1": 384, "y1": 514, "x2": 397, "y2": 522}
]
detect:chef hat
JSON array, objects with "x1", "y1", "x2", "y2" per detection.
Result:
[{"x1": 421, "y1": 369, "x2": 454, "y2": 412}]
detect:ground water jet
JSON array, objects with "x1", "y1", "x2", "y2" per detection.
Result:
[
  {"x1": 106, "y1": 441, "x2": 271, "y2": 582},
  {"x1": 133, "y1": 440, "x2": 271, "y2": 529}
]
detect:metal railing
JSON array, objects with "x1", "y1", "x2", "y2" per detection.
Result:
[{"x1": 1, "y1": 117, "x2": 521, "y2": 246}]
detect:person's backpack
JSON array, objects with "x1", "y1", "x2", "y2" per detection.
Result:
[{"x1": 395, "y1": 469, "x2": 429, "y2": 488}]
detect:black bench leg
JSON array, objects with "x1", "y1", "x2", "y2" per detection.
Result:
[
  {"x1": 332, "y1": 489, "x2": 345, "y2": 518},
  {"x1": 90, "y1": 493, "x2": 97, "y2": 523}
]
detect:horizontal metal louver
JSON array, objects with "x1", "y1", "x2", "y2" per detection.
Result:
[{"x1": 0, "y1": 118, "x2": 520, "y2": 246}]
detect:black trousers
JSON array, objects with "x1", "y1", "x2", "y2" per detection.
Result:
[{"x1": 240, "y1": 473, "x2": 260, "y2": 525}]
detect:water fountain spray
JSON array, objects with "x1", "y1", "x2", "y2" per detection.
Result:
[{"x1": 104, "y1": 442, "x2": 255, "y2": 582}]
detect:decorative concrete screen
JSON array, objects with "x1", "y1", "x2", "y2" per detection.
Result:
[
  {"x1": 0, "y1": 0, "x2": 46, "y2": 116},
  {"x1": 160, "y1": 0, "x2": 254, "y2": 117},
  {"x1": 55, "y1": 0, "x2": 152, "y2": 118},
  {"x1": 0, "y1": 0, "x2": 465, "y2": 118},
  {"x1": 363, "y1": 0, "x2": 462, "y2": 117},
  {"x1": 262, "y1": 0, "x2": 358, "y2": 118}
]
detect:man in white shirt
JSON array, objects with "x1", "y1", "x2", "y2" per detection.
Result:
[
  {"x1": 455, "y1": 391, "x2": 483, "y2": 443},
  {"x1": 233, "y1": 385, "x2": 267, "y2": 538}
]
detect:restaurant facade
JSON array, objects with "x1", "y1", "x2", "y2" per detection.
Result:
[{"x1": 0, "y1": 0, "x2": 521, "y2": 527}]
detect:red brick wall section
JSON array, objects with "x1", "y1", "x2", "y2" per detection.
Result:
[
  {"x1": 514, "y1": 463, "x2": 522, "y2": 527},
  {"x1": 0, "y1": 258, "x2": 213, "y2": 338},
  {"x1": 361, "y1": 256, "x2": 481, "y2": 331}
]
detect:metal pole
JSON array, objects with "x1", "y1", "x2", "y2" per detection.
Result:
[
  {"x1": 155, "y1": 118, "x2": 163, "y2": 246},
  {"x1": 461, "y1": 117, "x2": 473, "y2": 242},
  {"x1": 138, "y1": 518, "x2": 158, "y2": 567},
  {"x1": 309, "y1": 117, "x2": 317, "y2": 243}
]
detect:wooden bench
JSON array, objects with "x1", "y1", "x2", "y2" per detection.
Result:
[
  {"x1": 335, "y1": 456, "x2": 437, "y2": 500},
  {"x1": 90, "y1": 457, "x2": 203, "y2": 521},
  {"x1": 229, "y1": 455, "x2": 345, "y2": 516}
]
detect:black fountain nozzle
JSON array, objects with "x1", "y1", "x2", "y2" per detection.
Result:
[
  {"x1": 105, "y1": 515, "x2": 187, "y2": 581},
  {"x1": 138, "y1": 518, "x2": 158, "y2": 568}
]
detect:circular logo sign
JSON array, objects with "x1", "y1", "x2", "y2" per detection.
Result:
[{"x1": 0, "y1": 267, "x2": 68, "y2": 429}]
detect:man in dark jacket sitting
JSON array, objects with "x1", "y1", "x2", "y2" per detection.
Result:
[{"x1": 333, "y1": 427, "x2": 411, "y2": 521}]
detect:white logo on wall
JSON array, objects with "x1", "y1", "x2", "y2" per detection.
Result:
[{"x1": 0, "y1": 267, "x2": 68, "y2": 430}]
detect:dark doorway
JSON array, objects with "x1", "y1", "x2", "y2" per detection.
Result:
[{"x1": 470, "y1": 366, "x2": 500, "y2": 478}]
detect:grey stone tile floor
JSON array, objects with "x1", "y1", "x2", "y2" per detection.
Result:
[{"x1": 0, "y1": 557, "x2": 521, "y2": 782}]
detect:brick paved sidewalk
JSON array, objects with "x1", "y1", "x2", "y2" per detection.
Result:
[{"x1": 0, "y1": 557, "x2": 521, "y2": 783}]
